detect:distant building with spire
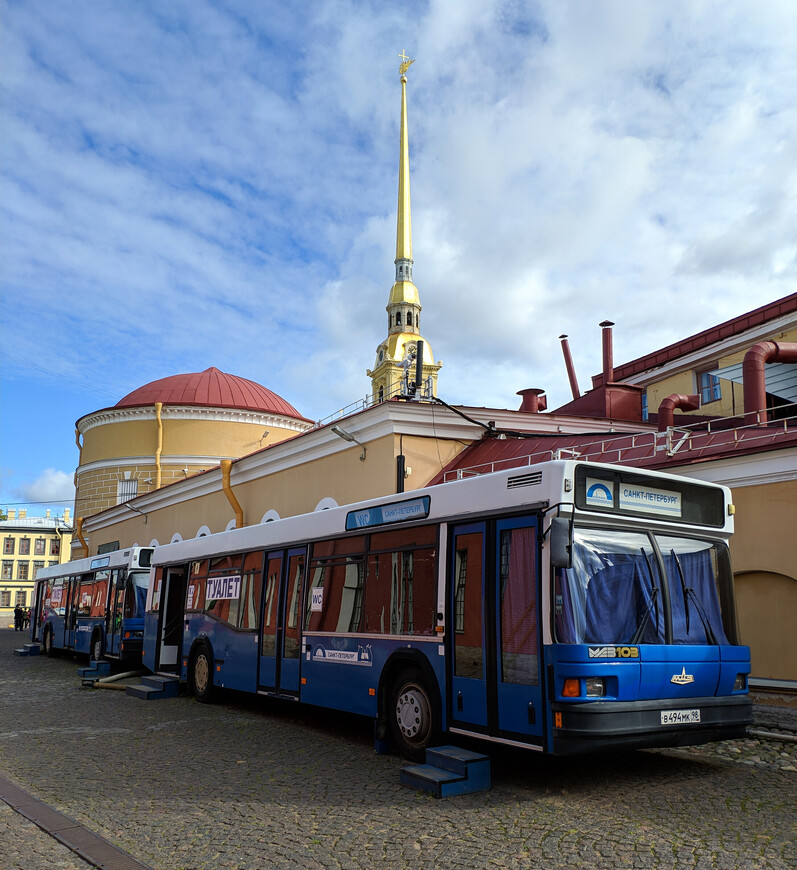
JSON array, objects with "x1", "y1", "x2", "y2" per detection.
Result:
[{"x1": 368, "y1": 56, "x2": 442, "y2": 402}]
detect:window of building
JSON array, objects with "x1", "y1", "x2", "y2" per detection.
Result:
[
  {"x1": 50, "y1": 540, "x2": 60, "y2": 557},
  {"x1": 3, "y1": 538, "x2": 15, "y2": 555},
  {"x1": 15, "y1": 591, "x2": 26, "y2": 607},
  {"x1": 641, "y1": 391, "x2": 648, "y2": 422},
  {"x1": 34, "y1": 538, "x2": 45, "y2": 556},
  {"x1": 17, "y1": 563, "x2": 28, "y2": 581},
  {"x1": 33, "y1": 561, "x2": 44, "y2": 577},
  {"x1": 406, "y1": 312, "x2": 413, "y2": 327},
  {"x1": 19, "y1": 538, "x2": 30, "y2": 555},
  {"x1": 2, "y1": 561, "x2": 12, "y2": 580},
  {"x1": 0, "y1": 591, "x2": 10, "y2": 607},
  {"x1": 395, "y1": 312, "x2": 402, "y2": 326},
  {"x1": 117, "y1": 478, "x2": 138, "y2": 505},
  {"x1": 699, "y1": 371, "x2": 721, "y2": 404}
]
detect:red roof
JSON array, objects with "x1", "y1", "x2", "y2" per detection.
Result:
[
  {"x1": 595, "y1": 293, "x2": 797, "y2": 386},
  {"x1": 115, "y1": 367, "x2": 306, "y2": 419}
]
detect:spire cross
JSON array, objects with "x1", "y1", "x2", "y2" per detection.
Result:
[{"x1": 398, "y1": 50, "x2": 415, "y2": 76}]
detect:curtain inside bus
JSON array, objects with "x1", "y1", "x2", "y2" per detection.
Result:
[{"x1": 554, "y1": 528, "x2": 731, "y2": 645}]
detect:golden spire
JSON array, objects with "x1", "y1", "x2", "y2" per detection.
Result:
[{"x1": 395, "y1": 51, "x2": 414, "y2": 264}]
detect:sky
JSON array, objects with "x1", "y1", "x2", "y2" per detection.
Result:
[{"x1": 1, "y1": 0, "x2": 795, "y2": 516}]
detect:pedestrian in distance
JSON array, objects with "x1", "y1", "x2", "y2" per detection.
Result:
[{"x1": 13, "y1": 605, "x2": 24, "y2": 632}]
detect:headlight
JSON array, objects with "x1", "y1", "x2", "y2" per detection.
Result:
[
  {"x1": 586, "y1": 677, "x2": 606, "y2": 697},
  {"x1": 733, "y1": 673, "x2": 747, "y2": 691}
]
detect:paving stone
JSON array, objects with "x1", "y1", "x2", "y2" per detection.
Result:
[{"x1": 1, "y1": 627, "x2": 795, "y2": 869}]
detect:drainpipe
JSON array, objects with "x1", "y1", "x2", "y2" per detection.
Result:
[
  {"x1": 220, "y1": 459, "x2": 244, "y2": 529},
  {"x1": 559, "y1": 334, "x2": 581, "y2": 399},
  {"x1": 75, "y1": 517, "x2": 88, "y2": 558},
  {"x1": 743, "y1": 341, "x2": 797, "y2": 425},
  {"x1": 154, "y1": 402, "x2": 163, "y2": 489},
  {"x1": 657, "y1": 394, "x2": 700, "y2": 431}
]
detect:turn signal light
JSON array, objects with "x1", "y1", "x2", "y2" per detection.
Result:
[{"x1": 562, "y1": 678, "x2": 580, "y2": 697}]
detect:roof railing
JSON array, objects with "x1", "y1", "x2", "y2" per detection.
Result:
[{"x1": 442, "y1": 401, "x2": 797, "y2": 482}]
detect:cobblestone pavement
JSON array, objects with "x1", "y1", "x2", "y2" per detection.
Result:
[{"x1": 1, "y1": 628, "x2": 795, "y2": 870}]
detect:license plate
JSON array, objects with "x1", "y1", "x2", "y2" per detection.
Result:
[{"x1": 660, "y1": 708, "x2": 701, "y2": 725}]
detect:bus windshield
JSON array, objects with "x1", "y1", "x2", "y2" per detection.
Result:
[
  {"x1": 554, "y1": 527, "x2": 733, "y2": 646},
  {"x1": 127, "y1": 570, "x2": 149, "y2": 619}
]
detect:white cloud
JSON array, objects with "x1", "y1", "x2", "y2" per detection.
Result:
[
  {"x1": 15, "y1": 470, "x2": 76, "y2": 507},
  {"x1": 1, "y1": 0, "x2": 795, "y2": 499}
]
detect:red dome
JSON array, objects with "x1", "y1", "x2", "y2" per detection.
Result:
[{"x1": 115, "y1": 367, "x2": 305, "y2": 419}]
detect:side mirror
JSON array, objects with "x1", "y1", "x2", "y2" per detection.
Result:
[{"x1": 549, "y1": 517, "x2": 572, "y2": 569}]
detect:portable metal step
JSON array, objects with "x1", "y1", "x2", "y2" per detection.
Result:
[
  {"x1": 400, "y1": 745, "x2": 491, "y2": 798},
  {"x1": 13, "y1": 643, "x2": 41, "y2": 657},
  {"x1": 77, "y1": 661, "x2": 111, "y2": 679},
  {"x1": 125, "y1": 674, "x2": 181, "y2": 700}
]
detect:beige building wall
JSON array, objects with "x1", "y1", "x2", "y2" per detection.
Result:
[
  {"x1": 83, "y1": 429, "x2": 469, "y2": 554},
  {"x1": 730, "y1": 479, "x2": 797, "y2": 682}
]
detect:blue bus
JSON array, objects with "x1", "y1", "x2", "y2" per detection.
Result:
[
  {"x1": 143, "y1": 461, "x2": 752, "y2": 759},
  {"x1": 33, "y1": 547, "x2": 153, "y2": 664}
]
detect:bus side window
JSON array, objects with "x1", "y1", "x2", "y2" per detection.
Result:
[
  {"x1": 284, "y1": 554, "x2": 305, "y2": 659},
  {"x1": 453, "y1": 531, "x2": 484, "y2": 679},
  {"x1": 364, "y1": 526, "x2": 437, "y2": 636}
]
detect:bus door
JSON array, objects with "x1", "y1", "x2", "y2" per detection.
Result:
[
  {"x1": 158, "y1": 566, "x2": 187, "y2": 673},
  {"x1": 258, "y1": 548, "x2": 304, "y2": 696},
  {"x1": 105, "y1": 569, "x2": 124, "y2": 656},
  {"x1": 32, "y1": 581, "x2": 47, "y2": 642},
  {"x1": 64, "y1": 577, "x2": 81, "y2": 650},
  {"x1": 449, "y1": 517, "x2": 544, "y2": 745}
]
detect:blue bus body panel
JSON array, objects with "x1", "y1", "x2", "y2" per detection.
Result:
[
  {"x1": 300, "y1": 636, "x2": 446, "y2": 719},
  {"x1": 635, "y1": 645, "x2": 719, "y2": 700},
  {"x1": 143, "y1": 611, "x2": 159, "y2": 671},
  {"x1": 182, "y1": 614, "x2": 259, "y2": 694},
  {"x1": 546, "y1": 643, "x2": 750, "y2": 702}
]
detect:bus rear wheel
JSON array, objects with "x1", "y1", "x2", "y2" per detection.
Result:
[
  {"x1": 191, "y1": 642, "x2": 215, "y2": 704},
  {"x1": 390, "y1": 668, "x2": 436, "y2": 762}
]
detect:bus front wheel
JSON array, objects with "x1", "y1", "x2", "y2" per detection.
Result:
[
  {"x1": 191, "y1": 642, "x2": 215, "y2": 704},
  {"x1": 90, "y1": 631, "x2": 104, "y2": 662},
  {"x1": 389, "y1": 668, "x2": 436, "y2": 762}
]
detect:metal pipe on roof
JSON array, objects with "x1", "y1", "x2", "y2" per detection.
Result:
[
  {"x1": 559, "y1": 334, "x2": 581, "y2": 399},
  {"x1": 743, "y1": 341, "x2": 797, "y2": 425},
  {"x1": 657, "y1": 394, "x2": 700, "y2": 431},
  {"x1": 600, "y1": 321, "x2": 615, "y2": 384}
]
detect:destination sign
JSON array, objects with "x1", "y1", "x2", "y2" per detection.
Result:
[
  {"x1": 619, "y1": 484, "x2": 681, "y2": 517},
  {"x1": 345, "y1": 496, "x2": 430, "y2": 531},
  {"x1": 206, "y1": 575, "x2": 241, "y2": 601}
]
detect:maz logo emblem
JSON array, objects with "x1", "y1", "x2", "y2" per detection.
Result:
[{"x1": 671, "y1": 667, "x2": 694, "y2": 685}]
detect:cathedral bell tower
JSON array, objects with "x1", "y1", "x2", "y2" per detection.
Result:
[{"x1": 367, "y1": 54, "x2": 442, "y2": 403}]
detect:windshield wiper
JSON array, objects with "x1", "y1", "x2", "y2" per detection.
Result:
[
  {"x1": 631, "y1": 549, "x2": 660, "y2": 644},
  {"x1": 671, "y1": 549, "x2": 717, "y2": 644}
]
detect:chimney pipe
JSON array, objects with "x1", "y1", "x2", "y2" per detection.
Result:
[
  {"x1": 517, "y1": 388, "x2": 547, "y2": 414},
  {"x1": 657, "y1": 394, "x2": 700, "y2": 431},
  {"x1": 559, "y1": 334, "x2": 581, "y2": 399},
  {"x1": 743, "y1": 340, "x2": 797, "y2": 425},
  {"x1": 600, "y1": 320, "x2": 615, "y2": 384}
]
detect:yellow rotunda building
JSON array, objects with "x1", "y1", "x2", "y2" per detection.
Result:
[{"x1": 74, "y1": 367, "x2": 312, "y2": 522}]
